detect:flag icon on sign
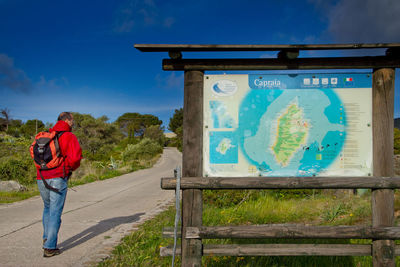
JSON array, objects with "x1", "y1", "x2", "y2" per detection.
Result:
[{"x1": 344, "y1": 77, "x2": 354, "y2": 86}]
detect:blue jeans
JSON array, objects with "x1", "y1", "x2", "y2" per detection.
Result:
[{"x1": 37, "y1": 178, "x2": 68, "y2": 249}]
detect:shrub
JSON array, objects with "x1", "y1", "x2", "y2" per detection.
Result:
[
  {"x1": 0, "y1": 158, "x2": 33, "y2": 184},
  {"x1": 395, "y1": 128, "x2": 400, "y2": 154},
  {"x1": 272, "y1": 189, "x2": 322, "y2": 199},
  {"x1": 143, "y1": 125, "x2": 165, "y2": 146},
  {"x1": 122, "y1": 138, "x2": 163, "y2": 161}
]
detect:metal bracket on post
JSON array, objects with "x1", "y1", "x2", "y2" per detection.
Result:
[
  {"x1": 169, "y1": 50, "x2": 182, "y2": 60},
  {"x1": 386, "y1": 48, "x2": 400, "y2": 58},
  {"x1": 277, "y1": 49, "x2": 299, "y2": 59}
]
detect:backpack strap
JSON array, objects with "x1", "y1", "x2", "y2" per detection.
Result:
[
  {"x1": 39, "y1": 170, "x2": 60, "y2": 193},
  {"x1": 56, "y1": 131, "x2": 69, "y2": 179},
  {"x1": 54, "y1": 131, "x2": 65, "y2": 156}
]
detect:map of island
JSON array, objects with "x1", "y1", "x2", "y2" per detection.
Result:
[
  {"x1": 271, "y1": 99, "x2": 309, "y2": 166},
  {"x1": 216, "y1": 138, "x2": 235, "y2": 155}
]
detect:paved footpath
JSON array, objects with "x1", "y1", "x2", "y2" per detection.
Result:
[{"x1": 0, "y1": 148, "x2": 181, "y2": 267}]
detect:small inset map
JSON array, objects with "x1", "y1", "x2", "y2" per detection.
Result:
[
  {"x1": 209, "y1": 131, "x2": 238, "y2": 164},
  {"x1": 210, "y1": 101, "x2": 235, "y2": 128}
]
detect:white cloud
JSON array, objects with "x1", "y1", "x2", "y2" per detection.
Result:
[
  {"x1": 0, "y1": 54, "x2": 32, "y2": 93},
  {"x1": 166, "y1": 72, "x2": 183, "y2": 88},
  {"x1": 0, "y1": 54, "x2": 71, "y2": 94},
  {"x1": 163, "y1": 17, "x2": 175, "y2": 28},
  {"x1": 259, "y1": 52, "x2": 277, "y2": 58},
  {"x1": 114, "y1": 19, "x2": 135, "y2": 33},
  {"x1": 313, "y1": 0, "x2": 400, "y2": 43},
  {"x1": 36, "y1": 76, "x2": 69, "y2": 90},
  {"x1": 155, "y1": 72, "x2": 184, "y2": 89},
  {"x1": 113, "y1": 0, "x2": 175, "y2": 33}
]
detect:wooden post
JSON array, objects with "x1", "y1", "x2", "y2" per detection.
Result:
[
  {"x1": 372, "y1": 68, "x2": 395, "y2": 267},
  {"x1": 182, "y1": 70, "x2": 204, "y2": 266}
]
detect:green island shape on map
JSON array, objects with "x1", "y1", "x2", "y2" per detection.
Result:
[
  {"x1": 216, "y1": 138, "x2": 234, "y2": 155},
  {"x1": 272, "y1": 100, "x2": 309, "y2": 166}
]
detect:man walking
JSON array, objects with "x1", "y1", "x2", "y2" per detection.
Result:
[{"x1": 35, "y1": 112, "x2": 82, "y2": 257}]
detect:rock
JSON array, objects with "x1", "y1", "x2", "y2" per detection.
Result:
[{"x1": 0, "y1": 180, "x2": 27, "y2": 192}]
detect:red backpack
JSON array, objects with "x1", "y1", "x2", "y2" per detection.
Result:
[{"x1": 30, "y1": 131, "x2": 66, "y2": 192}]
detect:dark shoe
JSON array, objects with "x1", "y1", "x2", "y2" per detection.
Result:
[{"x1": 43, "y1": 248, "x2": 61, "y2": 257}]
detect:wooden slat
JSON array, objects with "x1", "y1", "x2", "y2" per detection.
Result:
[
  {"x1": 161, "y1": 244, "x2": 372, "y2": 256},
  {"x1": 372, "y1": 68, "x2": 396, "y2": 267},
  {"x1": 135, "y1": 43, "x2": 400, "y2": 52},
  {"x1": 161, "y1": 245, "x2": 400, "y2": 257},
  {"x1": 163, "y1": 225, "x2": 400, "y2": 239},
  {"x1": 184, "y1": 225, "x2": 400, "y2": 240},
  {"x1": 162, "y1": 56, "x2": 400, "y2": 70},
  {"x1": 163, "y1": 227, "x2": 181, "y2": 238},
  {"x1": 161, "y1": 246, "x2": 181, "y2": 257},
  {"x1": 205, "y1": 244, "x2": 371, "y2": 256},
  {"x1": 161, "y1": 177, "x2": 400, "y2": 190}
]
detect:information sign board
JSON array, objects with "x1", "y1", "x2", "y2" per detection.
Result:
[{"x1": 203, "y1": 73, "x2": 372, "y2": 177}]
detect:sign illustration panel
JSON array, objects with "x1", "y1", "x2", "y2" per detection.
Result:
[{"x1": 203, "y1": 73, "x2": 372, "y2": 177}]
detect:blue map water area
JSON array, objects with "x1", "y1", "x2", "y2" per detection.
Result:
[
  {"x1": 298, "y1": 131, "x2": 345, "y2": 176},
  {"x1": 323, "y1": 89, "x2": 346, "y2": 125},
  {"x1": 236, "y1": 87, "x2": 347, "y2": 176}
]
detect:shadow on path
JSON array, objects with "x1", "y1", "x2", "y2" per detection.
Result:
[{"x1": 59, "y1": 212, "x2": 145, "y2": 251}]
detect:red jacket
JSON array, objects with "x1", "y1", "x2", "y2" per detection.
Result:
[{"x1": 36, "y1": 120, "x2": 82, "y2": 180}]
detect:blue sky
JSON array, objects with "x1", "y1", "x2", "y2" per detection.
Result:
[{"x1": 1, "y1": 0, "x2": 399, "y2": 129}]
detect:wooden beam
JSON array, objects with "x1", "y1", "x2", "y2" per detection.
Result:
[
  {"x1": 162, "y1": 56, "x2": 400, "y2": 70},
  {"x1": 161, "y1": 177, "x2": 400, "y2": 190},
  {"x1": 184, "y1": 225, "x2": 400, "y2": 239},
  {"x1": 161, "y1": 244, "x2": 400, "y2": 257},
  {"x1": 181, "y1": 70, "x2": 204, "y2": 266},
  {"x1": 135, "y1": 43, "x2": 400, "y2": 52},
  {"x1": 161, "y1": 244, "x2": 372, "y2": 256},
  {"x1": 372, "y1": 68, "x2": 396, "y2": 267}
]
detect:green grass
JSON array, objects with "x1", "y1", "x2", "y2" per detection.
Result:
[
  {"x1": 99, "y1": 206, "x2": 177, "y2": 267},
  {"x1": 0, "y1": 190, "x2": 40, "y2": 204},
  {"x1": 98, "y1": 190, "x2": 383, "y2": 267}
]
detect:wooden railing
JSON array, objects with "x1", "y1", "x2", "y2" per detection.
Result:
[{"x1": 160, "y1": 176, "x2": 400, "y2": 259}]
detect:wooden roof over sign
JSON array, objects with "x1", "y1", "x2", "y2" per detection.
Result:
[
  {"x1": 134, "y1": 43, "x2": 400, "y2": 52},
  {"x1": 135, "y1": 43, "x2": 400, "y2": 70}
]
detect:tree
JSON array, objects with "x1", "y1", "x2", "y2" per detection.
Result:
[
  {"x1": 395, "y1": 128, "x2": 400, "y2": 155},
  {"x1": 116, "y1": 113, "x2": 162, "y2": 138},
  {"x1": 144, "y1": 124, "x2": 165, "y2": 146},
  {"x1": 168, "y1": 108, "x2": 183, "y2": 134},
  {"x1": 168, "y1": 108, "x2": 183, "y2": 151},
  {"x1": 7, "y1": 119, "x2": 23, "y2": 137},
  {"x1": 0, "y1": 108, "x2": 10, "y2": 131},
  {"x1": 21, "y1": 119, "x2": 45, "y2": 137},
  {"x1": 0, "y1": 118, "x2": 5, "y2": 132},
  {"x1": 72, "y1": 113, "x2": 123, "y2": 157},
  {"x1": 174, "y1": 126, "x2": 183, "y2": 151}
]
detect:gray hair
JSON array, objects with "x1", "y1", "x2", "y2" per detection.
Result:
[{"x1": 57, "y1": 112, "x2": 73, "y2": 121}]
